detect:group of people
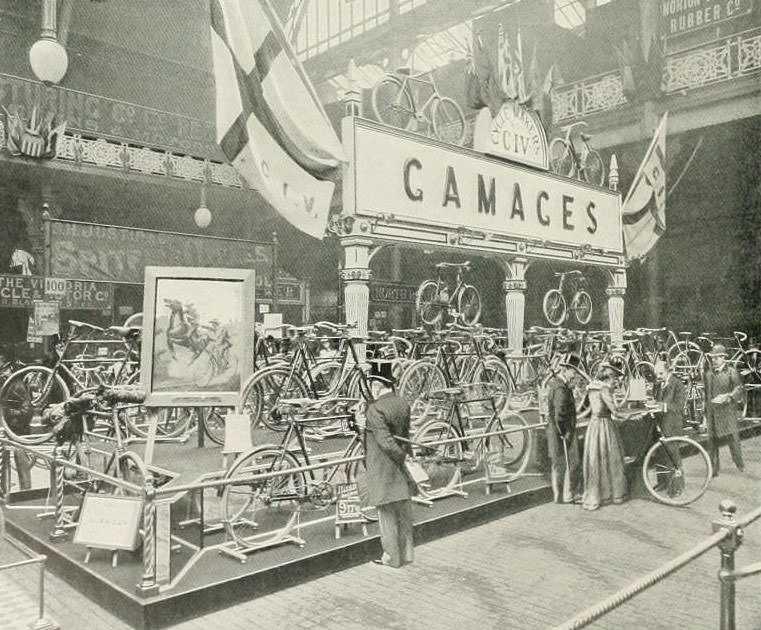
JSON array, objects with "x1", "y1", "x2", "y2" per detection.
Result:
[{"x1": 546, "y1": 344, "x2": 746, "y2": 510}]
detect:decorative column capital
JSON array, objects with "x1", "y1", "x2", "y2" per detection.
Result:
[
  {"x1": 340, "y1": 268, "x2": 372, "y2": 282},
  {"x1": 503, "y1": 279, "x2": 527, "y2": 293},
  {"x1": 605, "y1": 286, "x2": 626, "y2": 298}
]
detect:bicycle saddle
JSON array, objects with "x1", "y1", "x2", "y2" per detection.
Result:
[
  {"x1": 108, "y1": 325, "x2": 141, "y2": 340},
  {"x1": 68, "y1": 320, "x2": 105, "y2": 332},
  {"x1": 580, "y1": 132, "x2": 592, "y2": 142},
  {"x1": 97, "y1": 385, "x2": 146, "y2": 405},
  {"x1": 429, "y1": 386, "x2": 463, "y2": 398}
]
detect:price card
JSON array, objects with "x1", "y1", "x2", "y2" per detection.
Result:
[{"x1": 335, "y1": 482, "x2": 363, "y2": 524}]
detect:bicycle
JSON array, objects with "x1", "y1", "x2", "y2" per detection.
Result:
[
  {"x1": 372, "y1": 66, "x2": 466, "y2": 145},
  {"x1": 542, "y1": 270, "x2": 593, "y2": 326},
  {"x1": 221, "y1": 397, "x2": 373, "y2": 550},
  {"x1": 549, "y1": 121, "x2": 605, "y2": 186},
  {"x1": 619, "y1": 405, "x2": 712, "y2": 506},
  {"x1": 409, "y1": 386, "x2": 533, "y2": 499},
  {"x1": 0, "y1": 321, "x2": 142, "y2": 445},
  {"x1": 416, "y1": 261, "x2": 482, "y2": 327}
]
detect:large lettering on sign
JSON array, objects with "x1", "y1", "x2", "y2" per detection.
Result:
[
  {"x1": 48, "y1": 220, "x2": 272, "y2": 284},
  {"x1": 352, "y1": 121, "x2": 622, "y2": 253},
  {"x1": 661, "y1": 0, "x2": 753, "y2": 37}
]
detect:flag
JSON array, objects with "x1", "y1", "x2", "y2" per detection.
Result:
[
  {"x1": 497, "y1": 25, "x2": 524, "y2": 101},
  {"x1": 622, "y1": 113, "x2": 668, "y2": 261},
  {"x1": 209, "y1": 0, "x2": 346, "y2": 239}
]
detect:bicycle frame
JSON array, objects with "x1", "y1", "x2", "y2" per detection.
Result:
[{"x1": 397, "y1": 71, "x2": 439, "y2": 120}]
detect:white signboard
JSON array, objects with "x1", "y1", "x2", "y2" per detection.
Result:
[
  {"x1": 44, "y1": 277, "x2": 67, "y2": 299},
  {"x1": 349, "y1": 119, "x2": 623, "y2": 253},
  {"x1": 472, "y1": 103, "x2": 549, "y2": 170}
]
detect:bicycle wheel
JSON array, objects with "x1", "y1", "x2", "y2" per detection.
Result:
[
  {"x1": 0, "y1": 367, "x2": 69, "y2": 445},
  {"x1": 202, "y1": 407, "x2": 228, "y2": 445},
  {"x1": 412, "y1": 420, "x2": 462, "y2": 498},
  {"x1": 483, "y1": 410, "x2": 532, "y2": 476},
  {"x1": 642, "y1": 436, "x2": 712, "y2": 506},
  {"x1": 309, "y1": 361, "x2": 343, "y2": 397},
  {"x1": 397, "y1": 360, "x2": 447, "y2": 417},
  {"x1": 345, "y1": 440, "x2": 378, "y2": 522},
  {"x1": 371, "y1": 76, "x2": 414, "y2": 130},
  {"x1": 240, "y1": 367, "x2": 309, "y2": 432},
  {"x1": 542, "y1": 289, "x2": 567, "y2": 326},
  {"x1": 633, "y1": 360, "x2": 657, "y2": 386},
  {"x1": 570, "y1": 290, "x2": 593, "y2": 325},
  {"x1": 416, "y1": 280, "x2": 443, "y2": 326},
  {"x1": 124, "y1": 406, "x2": 194, "y2": 439},
  {"x1": 549, "y1": 138, "x2": 575, "y2": 177},
  {"x1": 222, "y1": 446, "x2": 306, "y2": 548},
  {"x1": 432, "y1": 96, "x2": 466, "y2": 145},
  {"x1": 580, "y1": 149, "x2": 605, "y2": 186},
  {"x1": 457, "y1": 284, "x2": 482, "y2": 326},
  {"x1": 472, "y1": 359, "x2": 512, "y2": 414}
]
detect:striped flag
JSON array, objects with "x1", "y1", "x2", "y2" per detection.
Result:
[
  {"x1": 209, "y1": 0, "x2": 346, "y2": 239},
  {"x1": 622, "y1": 113, "x2": 668, "y2": 261}
]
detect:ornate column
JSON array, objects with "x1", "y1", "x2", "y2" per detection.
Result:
[
  {"x1": 502, "y1": 258, "x2": 529, "y2": 353},
  {"x1": 606, "y1": 267, "x2": 627, "y2": 348},
  {"x1": 341, "y1": 237, "x2": 373, "y2": 359}
]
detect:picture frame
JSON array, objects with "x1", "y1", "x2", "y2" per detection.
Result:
[{"x1": 140, "y1": 266, "x2": 255, "y2": 407}]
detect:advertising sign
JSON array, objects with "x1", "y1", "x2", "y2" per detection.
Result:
[
  {"x1": 74, "y1": 494, "x2": 143, "y2": 552},
  {"x1": 472, "y1": 103, "x2": 549, "y2": 170},
  {"x1": 48, "y1": 219, "x2": 271, "y2": 284},
  {"x1": 349, "y1": 119, "x2": 623, "y2": 253},
  {"x1": 661, "y1": 0, "x2": 753, "y2": 38},
  {"x1": 370, "y1": 282, "x2": 418, "y2": 304},
  {"x1": 335, "y1": 483, "x2": 363, "y2": 524},
  {"x1": 0, "y1": 274, "x2": 112, "y2": 310}
]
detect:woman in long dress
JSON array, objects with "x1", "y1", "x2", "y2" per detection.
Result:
[{"x1": 582, "y1": 364, "x2": 628, "y2": 511}]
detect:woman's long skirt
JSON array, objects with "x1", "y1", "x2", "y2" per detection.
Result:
[{"x1": 582, "y1": 415, "x2": 627, "y2": 510}]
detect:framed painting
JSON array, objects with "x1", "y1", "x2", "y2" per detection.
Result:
[{"x1": 140, "y1": 266, "x2": 255, "y2": 407}]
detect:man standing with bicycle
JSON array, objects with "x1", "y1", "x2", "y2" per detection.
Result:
[
  {"x1": 364, "y1": 359, "x2": 415, "y2": 568},
  {"x1": 545, "y1": 354, "x2": 583, "y2": 503}
]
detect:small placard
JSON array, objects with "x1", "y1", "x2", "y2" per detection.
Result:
[
  {"x1": 335, "y1": 482, "x2": 363, "y2": 524},
  {"x1": 26, "y1": 315, "x2": 42, "y2": 344},
  {"x1": 74, "y1": 494, "x2": 143, "y2": 552},
  {"x1": 259, "y1": 303, "x2": 270, "y2": 314},
  {"x1": 33, "y1": 300, "x2": 60, "y2": 336},
  {"x1": 222, "y1": 412, "x2": 253, "y2": 454},
  {"x1": 263, "y1": 312, "x2": 283, "y2": 338}
]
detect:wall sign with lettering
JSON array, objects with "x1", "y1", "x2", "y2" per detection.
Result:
[
  {"x1": 472, "y1": 102, "x2": 549, "y2": 170},
  {"x1": 661, "y1": 0, "x2": 754, "y2": 38},
  {"x1": 347, "y1": 118, "x2": 623, "y2": 254}
]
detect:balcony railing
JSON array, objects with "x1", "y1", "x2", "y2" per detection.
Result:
[{"x1": 552, "y1": 26, "x2": 761, "y2": 122}]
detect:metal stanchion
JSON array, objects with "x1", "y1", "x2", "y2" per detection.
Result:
[
  {"x1": 713, "y1": 500, "x2": 744, "y2": 630},
  {"x1": 49, "y1": 445, "x2": 67, "y2": 541},
  {"x1": 31, "y1": 555, "x2": 59, "y2": 630},
  {"x1": 0, "y1": 428, "x2": 10, "y2": 499},
  {"x1": 136, "y1": 476, "x2": 159, "y2": 596}
]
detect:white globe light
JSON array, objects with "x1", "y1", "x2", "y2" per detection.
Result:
[
  {"x1": 194, "y1": 204, "x2": 212, "y2": 229},
  {"x1": 29, "y1": 38, "x2": 68, "y2": 84}
]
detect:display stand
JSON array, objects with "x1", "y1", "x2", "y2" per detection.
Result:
[
  {"x1": 484, "y1": 464, "x2": 513, "y2": 495},
  {"x1": 416, "y1": 467, "x2": 467, "y2": 503},
  {"x1": 218, "y1": 510, "x2": 306, "y2": 563}
]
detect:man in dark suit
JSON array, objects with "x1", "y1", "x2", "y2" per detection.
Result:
[
  {"x1": 545, "y1": 354, "x2": 582, "y2": 503},
  {"x1": 653, "y1": 359, "x2": 686, "y2": 494},
  {"x1": 704, "y1": 344, "x2": 745, "y2": 475},
  {"x1": 364, "y1": 360, "x2": 414, "y2": 568}
]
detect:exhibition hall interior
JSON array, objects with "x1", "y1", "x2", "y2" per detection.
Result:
[{"x1": 0, "y1": 1, "x2": 760, "y2": 629}]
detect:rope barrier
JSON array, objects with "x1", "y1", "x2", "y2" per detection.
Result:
[{"x1": 553, "y1": 529, "x2": 731, "y2": 630}]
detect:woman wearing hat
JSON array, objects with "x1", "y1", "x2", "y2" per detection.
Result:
[
  {"x1": 582, "y1": 362, "x2": 627, "y2": 511},
  {"x1": 703, "y1": 344, "x2": 745, "y2": 475}
]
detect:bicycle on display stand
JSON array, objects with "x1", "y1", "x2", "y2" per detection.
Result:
[
  {"x1": 542, "y1": 270, "x2": 593, "y2": 327},
  {"x1": 416, "y1": 261, "x2": 482, "y2": 328},
  {"x1": 549, "y1": 121, "x2": 605, "y2": 186},
  {"x1": 371, "y1": 65, "x2": 466, "y2": 145}
]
